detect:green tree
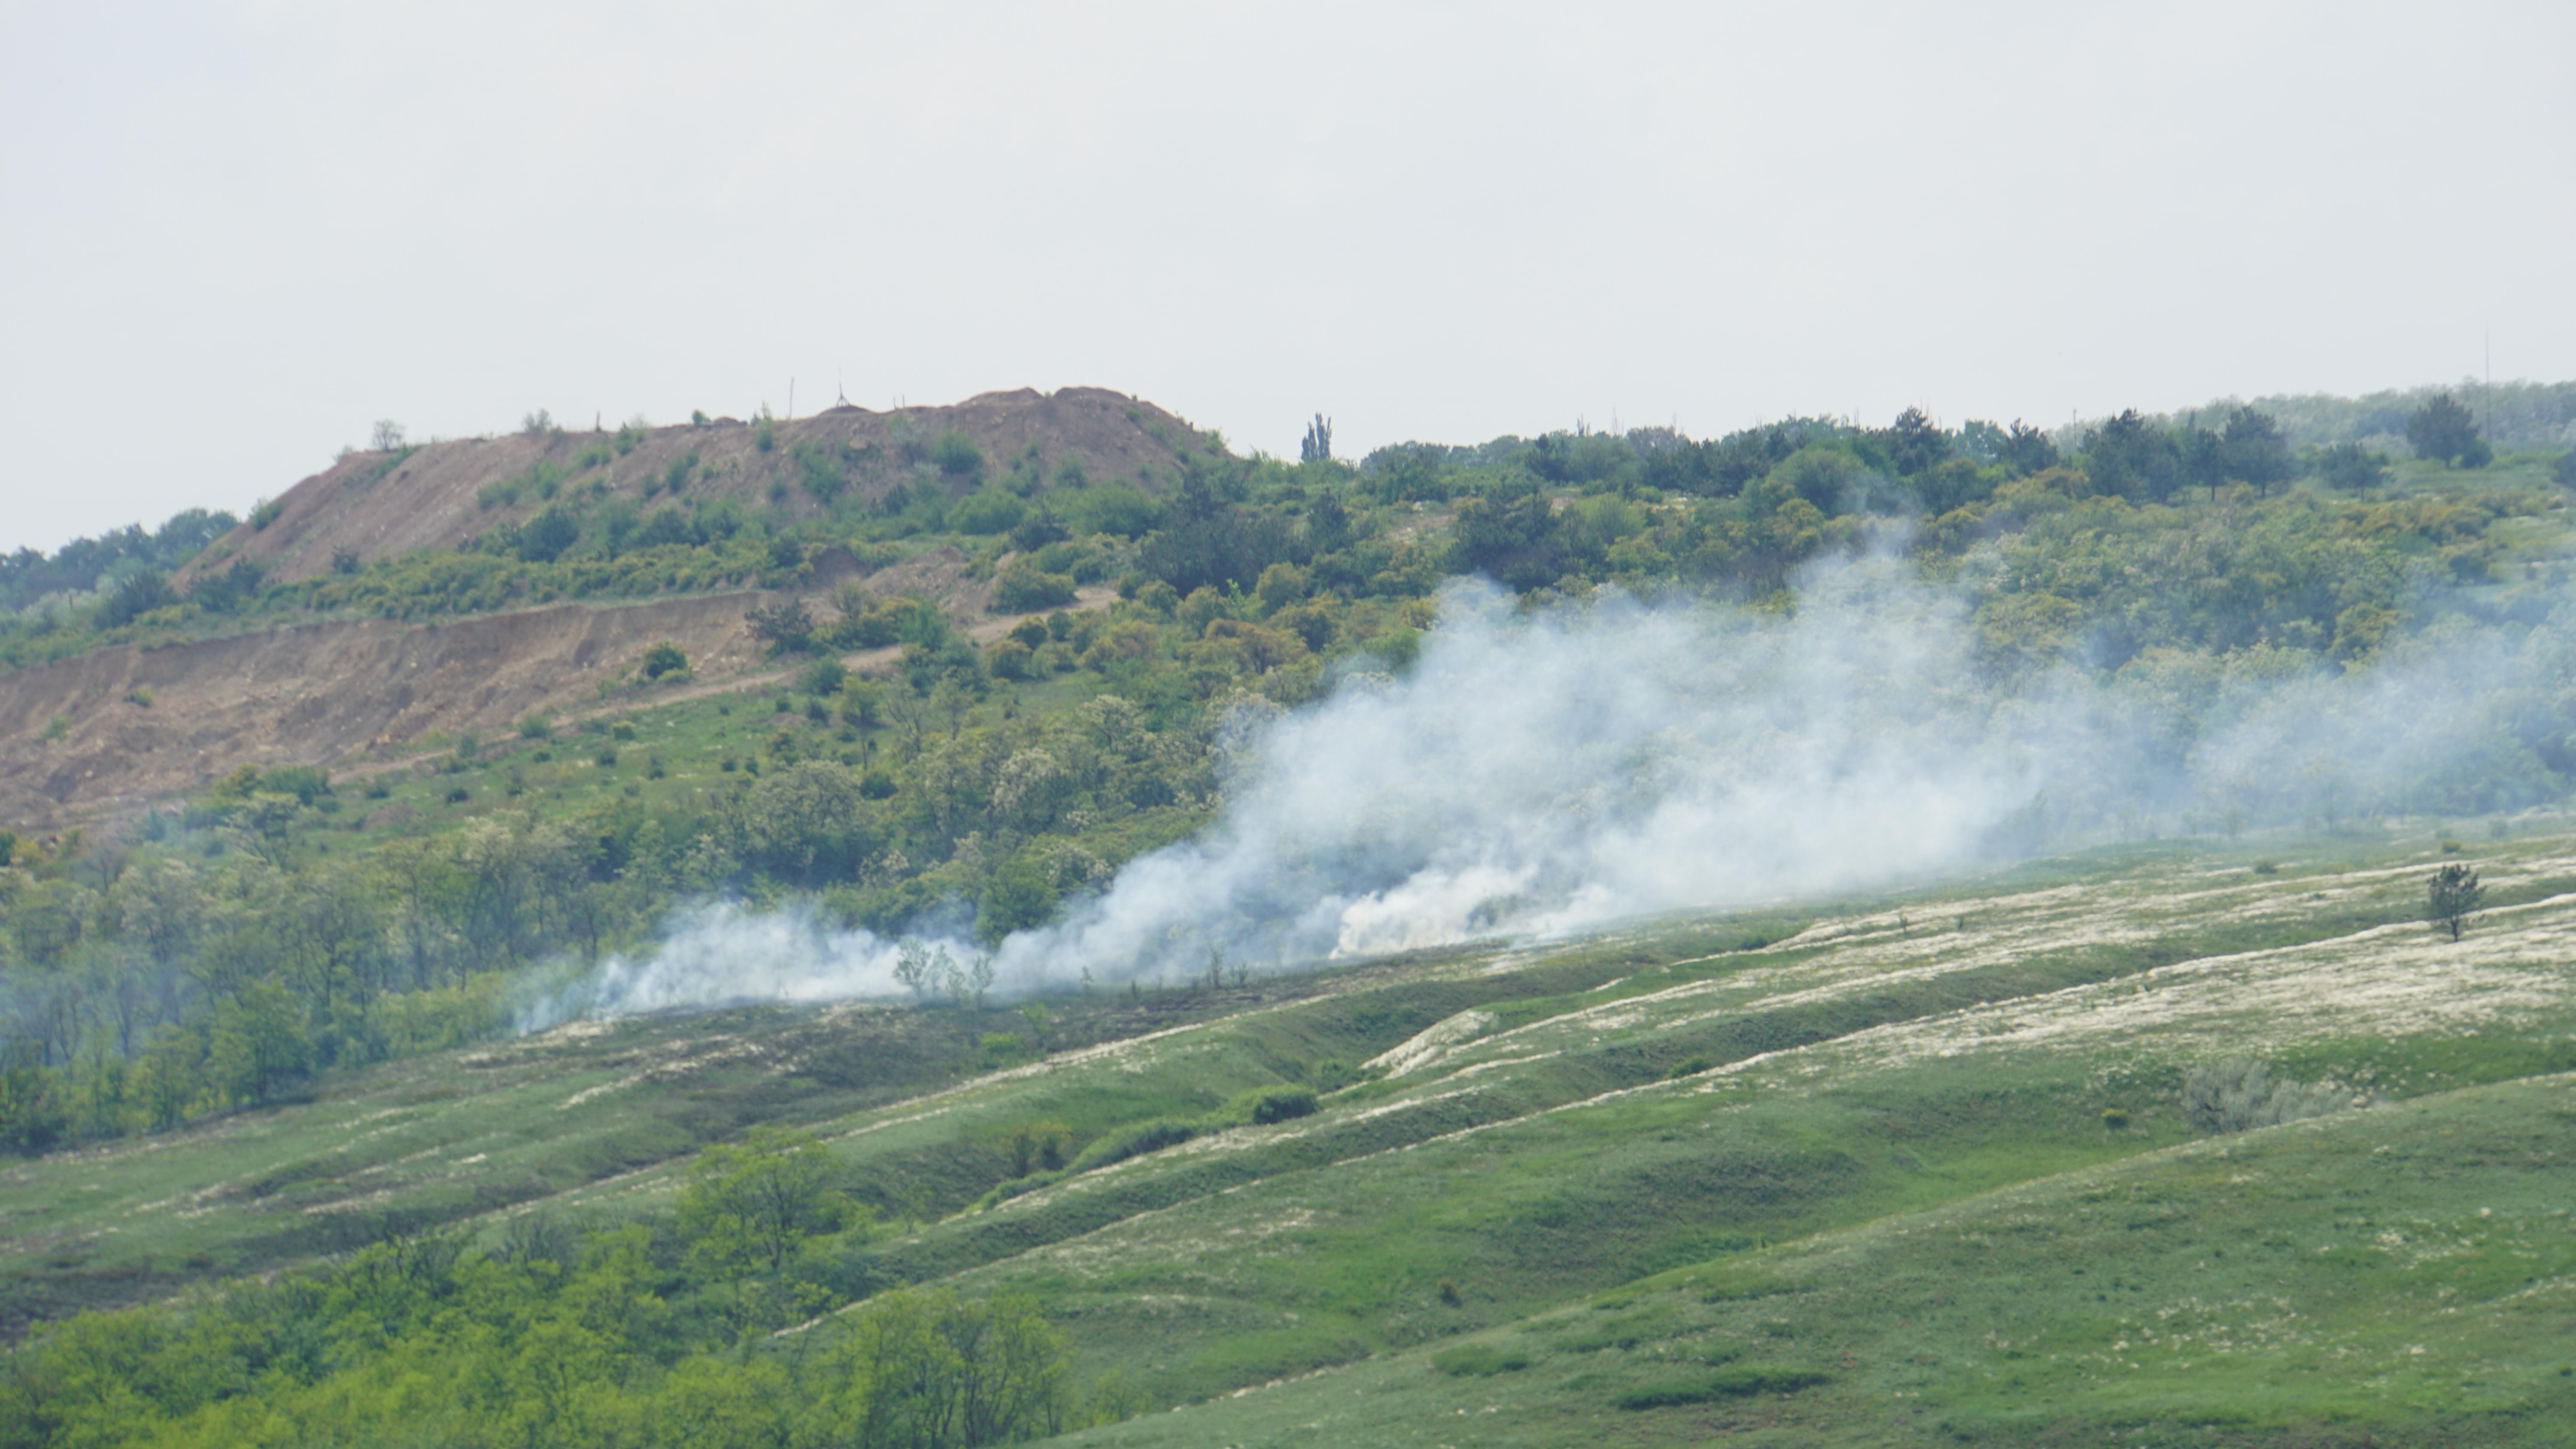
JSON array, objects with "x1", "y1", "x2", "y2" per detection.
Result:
[
  {"x1": 677, "y1": 1127, "x2": 854, "y2": 1276},
  {"x1": 2427, "y1": 862, "x2": 2485, "y2": 940},
  {"x1": 2317, "y1": 441, "x2": 2388, "y2": 491},
  {"x1": 731, "y1": 761, "x2": 878, "y2": 885},
  {"x1": 747, "y1": 597, "x2": 817, "y2": 655},
  {"x1": 1300, "y1": 413, "x2": 1333, "y2": 464},
  {"x1": 2406, "y1": 392, "x2": 2492, "y2": 468},
  {"x1": 819, "y1": 1288, "x2": 1072, "y2": 1449},
  {"x1": 2220, "y1": 407, "x2": 2292, "y2": 497},
  {"x1": 2083, "y1": 410, "x2": 2181, "y2": 502},
  {"x1": 207, "y1": 979, "x2": 312, "y2": 1104}
]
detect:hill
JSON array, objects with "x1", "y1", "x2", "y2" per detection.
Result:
[
  {"x1": 189, "y1": 388, "x2": 1205, "y2": 588},
  {"x1": 5, "y1": 824, "x2": 2572, "y2": 1445},
  {"x1": 6, "y1": 382, "x2": 2576, "y2": 1445}
]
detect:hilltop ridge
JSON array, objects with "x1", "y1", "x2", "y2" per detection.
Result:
[{"x1": 192, "y1": 387, "x2": 1206, "y2": 588}]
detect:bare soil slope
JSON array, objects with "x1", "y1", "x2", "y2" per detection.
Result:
[
  {"x1": 0, "y1": 567, "x2": 1112, "y2": 835},
  {"x1": 0, "y1": 593, "x2": 773, "y2": 832},
  {"x1": 184, "y1": 387, "x2": 1207, "y2": 587}
]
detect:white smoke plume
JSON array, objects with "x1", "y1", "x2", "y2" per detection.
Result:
[{"x1": 519, "y1": 559, "x2": 2575, "y2": 1029}]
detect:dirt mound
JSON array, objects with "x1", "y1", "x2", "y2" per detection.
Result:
[{"x1": 187, "y1": 387, "x2": 1210, "y2": 588}]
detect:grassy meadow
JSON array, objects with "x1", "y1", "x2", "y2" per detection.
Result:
[{"x1": 10, "y1": 814, "x2": 2573, "y2": 1443}]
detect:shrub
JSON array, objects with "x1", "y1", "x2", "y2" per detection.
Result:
[
  {"x1": 2316, "y1": 441, "x2": 2388, "y2": 491},
  {"x1": 1615, "y1": 1369, "x2": 1829, "y2": 1410},
  {"x1": 2101, "y1": 1107, "x2": 2130, "y2": 1131},
  {"x1": 97, "y1": 570, "x2": 179, "y2": 627},
  {"x1": 249, "y1": 497, "x2": 285, "y2": 530},
  {"x1": 747, "y1": 598, "x2": 817, "y2": 654},
  {"x1": 1009, "y1": 510, "x2": 1071, "y2": 552},
  {"x1": 1067, "y1": 1118, "x2": 1197, "y2": 1172},
  {"x1": 515, "y1": 507, "x2": 580, "y2": 563},
  {"x1": 521, "y1": 409, "x2": 557, "y2": 437},
  {"x1": 593, "y1": 747, "x2": 619, "y2": 768},
  {"x1": 629, "y1": 641, "x2": 690, "y2": 679},
  {"x1": 987, "y1": 639, "x2": 1034, "y2": 680},
  {"x1": 999, "y1": 1120, "x2": 1073, "y2": 1177},
  {"x1": 949, "y1": 490, "x2": 1026, "y2": 535},
  {"x1": 859, "y1": 768, "x2": 896, "y2": 800},
  {"x1": 993, "y1": 561, "x2": 1077, "y2": 613},
  {"x1": 2181, "y1": 1058, "x2": 2350, "y2": 1134},
  {"x1": 330, "y1": 547, "x2": 362, "y2": 575},
  {"x1": 798, "y1": 657, "x2": 848, "y2": 697},
  {"x1": 1221, "y1": 1085, "x2": 1318, "y2": 1126},
  {"x1": 931, "y1": 431, "x2": 984, "y2": 479},
  {"x1": 609, "y1": 720, "x2": 636, "y2": 742},
  {"x1": 517, "y1": 714, "x2": 553, "y2": 740},
  {"x1": 1431, "y1": 1343, "x2": 1531, "y2": 1377}
]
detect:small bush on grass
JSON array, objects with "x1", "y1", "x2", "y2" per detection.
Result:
[
  {"x1": 1431, "y1": 1343, "x2": 1530, "y2": 1377},
  {"x1": 1067, "y1": 1118, "x2": 1198, "y2": 1172},
  {"x1": 1219, "y1": 1085, "x2": 1318, "y2": 1126},
  {"x1": 2182, "y1": 1058, "x2": 2352, "y2": 1134},
  {"x1": 1614, "y1": 1368, "x2": 1828, "y2": 1410}
]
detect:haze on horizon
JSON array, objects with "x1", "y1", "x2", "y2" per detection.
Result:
[{"x1": 3, "y1": 0, "x2": 2571, "y2": 554}]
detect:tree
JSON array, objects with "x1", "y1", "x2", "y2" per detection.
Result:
[
  {"x1": 1448, "y1": 476, "x2": 1561, "y2": 589},
  {"x1": 2179, "y1": 423, "x2": 2228, "y2": 500},
  {"x1": 370, "y1": 419, "x2": 407, "y2": 452},
  {"x1": 1300, "y1": 413, "x2": 1333, "y2": 464},
  {"x1": 731, "y1": 761, "x2": 877, "y2": 885},
  {"x1": 2000, "y1": 420, "x2": 2059, "y2": 476},
  {"x1": 747, "y1": 597, "x2": 817, "y2": 655},
  {"x1": 207, "y1": 979, "x2": 312, "y2": 1104},
  {"x1": 2406, "y1": 393, "x2": 2492, "y2": 468},
  {"x1": 1881, "y1": 406, "x2": 1950, "y2": 477},
  {"x1": 2220, "y1": 407, "x2": 2292, "y2": 497},
  {"x1": 677, "y1": 1127, "x2": 853, "y2": 1276},
  {"x1": 2083, "y1": 410, "x2": 2181, "y2": 502},
  {"x1": 514, "y1": 506, "x2": 581, "y2": 563},
  {"x1": 2427, "y1": 862, "x2": 2485, "y2": 940},
  {"x1": 2317, "y1": 441, "x2": 2388, "y2": 491},
  {"x1": 96, "y1": 570, "x2": 179, "y2": 627}
]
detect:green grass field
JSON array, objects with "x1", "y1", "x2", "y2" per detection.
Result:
[{"x1": 7, "y1": 818, "x2": 2573, "y2": 1444}]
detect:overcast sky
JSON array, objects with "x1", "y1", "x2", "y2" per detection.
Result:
[{"x1": 4, "y1": 1, "x2": 2571, "y2": 553}]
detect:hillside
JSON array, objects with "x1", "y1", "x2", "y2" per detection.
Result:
[
  {"x1": 6, "y1": 385, "x2": 2576, "y2": 1446},
  {"x1": 6, "y1": 824, "x2": 2572, "y2": 1445},
  {"x1": 0, "y1": 383, "x2": 1211, "y2": 832},
  {"x1": 188, "y1": 388, "x2": 1207, "y2": 588}
]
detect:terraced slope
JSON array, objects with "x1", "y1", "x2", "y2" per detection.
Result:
[
  {"x1": 7, "y1": 823, "x2": 2569, "y2": 1445},
  {"x1": 1069, "y1": 1073, "x2": 2576, "y2": 1446}
]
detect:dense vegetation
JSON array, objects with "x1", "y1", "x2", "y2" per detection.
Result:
[
  {"x1": 4, "y1": 387, "x2": 2576, "y2": 1444},
  {"x1": 6, "y1": 391, "x2": 2575, "y2": 1155},
  {"x1": 0, "y1": 1124, "x2": 1136, "y2": 1447}
]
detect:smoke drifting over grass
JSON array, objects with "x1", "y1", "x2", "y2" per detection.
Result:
[{"x1": 522, "y1": 562, "x2": 2576, "y2": 1029}]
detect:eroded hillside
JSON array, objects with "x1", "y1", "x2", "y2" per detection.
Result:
[{"x1": 185, "y1": 388, "x2": 1203, "y2": 588}]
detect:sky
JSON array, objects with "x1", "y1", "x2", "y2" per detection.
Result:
[{"x1": 3, "y1": 0, "x2": 2572, "y2": 554}]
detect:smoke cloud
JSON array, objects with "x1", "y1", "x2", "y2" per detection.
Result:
[{"x1": 521, "y1": 559, "x2": 2576, "y2": 1029}]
